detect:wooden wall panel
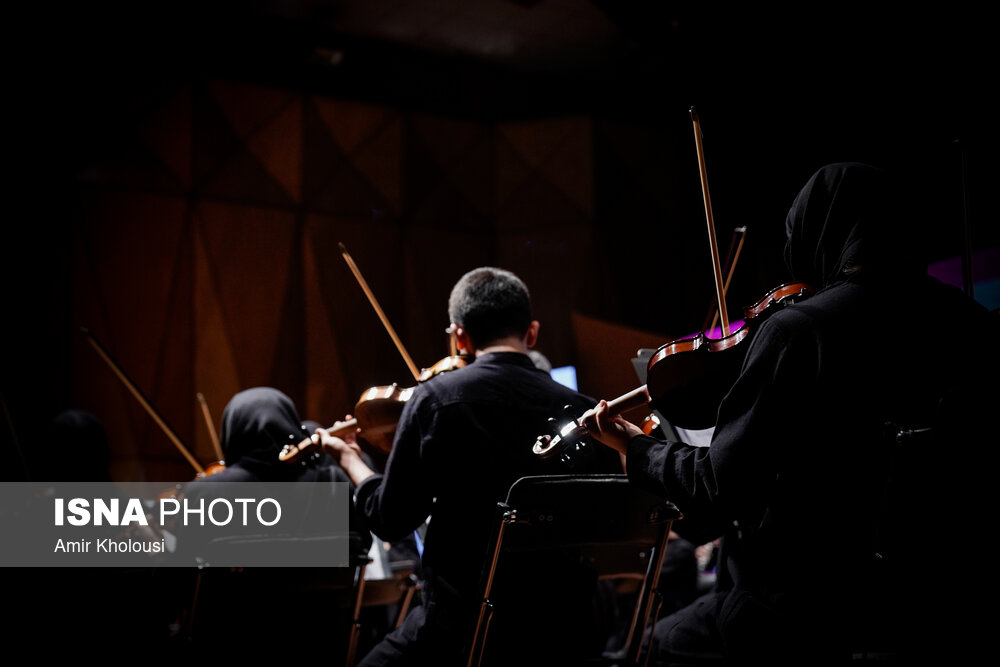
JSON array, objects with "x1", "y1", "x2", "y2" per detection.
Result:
[
  {"x1": 496, "y1": 116, "x2": 594, "y2": 230},
  {"x1": 29, "y1": 79, "x2": 664, "y2": 482},
  {"x1": 71, "y1": 191, "x2": 193, "y2": 481}
]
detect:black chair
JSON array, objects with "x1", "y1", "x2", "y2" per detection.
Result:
[
  {"x1": 183, "y1": 532, "x2": 370, "y2": 664},
  {"x1": 467, "y1": 474, "x2": 682, "y2": 667}
]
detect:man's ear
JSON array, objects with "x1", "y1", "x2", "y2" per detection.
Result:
[
  {"x1": 452, "y1": 324, "x2": 473, "y2": 354},
  {"x1": 525, "y1": 320, "x2": 540, "y2": 348}
]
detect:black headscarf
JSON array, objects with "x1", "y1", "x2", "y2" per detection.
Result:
[
  {"x1": 219, "y1": 387, "x2": 310, "y2": 479},
  {"x1": 783, "y1": 162, "x2": 926, "y2": 289}
]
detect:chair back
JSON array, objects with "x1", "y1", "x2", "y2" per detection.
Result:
[{"x1": 467, "y1": 473, "x2": 681, "y2": 667}]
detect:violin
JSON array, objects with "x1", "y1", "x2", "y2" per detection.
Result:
[
  {"x1": 534, "y1": 107, "x2": 815, "y2": 460},
  {"x1": 645, "y1": 281, "x2": 814, "y2": 430},
  {"x1": 636, "y1": 104, "x2": 745, "y2": 432},
  {"x1": 533, "y1": 281, "x2": 814, "y2": 459},
  {"x1": 640, "y1": 225, "x2": 749, "y2": 431}
]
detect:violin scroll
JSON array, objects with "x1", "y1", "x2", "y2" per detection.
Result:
[
  {"x1": 279, "y1": 417, "x2": 359, "y2": 464},
  {"x1": 532, "y1": 404, "x2": 590, "y2": 460},
  {"x1": 532, "y1": 386, "x2": 652, "y2": 461}
]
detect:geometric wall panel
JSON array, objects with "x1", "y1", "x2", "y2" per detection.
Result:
[
  {"x1": 193, "y1": 82, "x2": 296, "y2": 207},
  {"x1": 70, "y1": 191, "x2": 194, "y2": 481},
  {"x1": 406, "y1": 114, "x2": 494, "y2": 231},
  {"x1": 304, "y1": 98, "x2": 401, "y2": 218},
  {"x1": 137, "y1": 84, "x2": 194, "y2": 190},
  {"x1": 52, "y1": 79, "x2": 649, "y2": 482},
  {"x1": 194, "y1": 201, "x2": 299, "y2": 393},
  {"x1": 496, "y1": 116, "x2": 594, "y2": 230}
]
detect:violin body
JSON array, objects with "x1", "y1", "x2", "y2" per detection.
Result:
[
  {"x1": 646, "y1": 281, "x2": 813, "y2": 430},
  {"x1": 646, "y1": 325, "x2": 750, "y2": 430},
  {"x1": 352, "y1": 383, "x2": 415, "y2": 453}
]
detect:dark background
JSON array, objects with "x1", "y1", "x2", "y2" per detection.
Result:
[{"x1": 4, "y1": 2, "x2": 997, "y2": 482}]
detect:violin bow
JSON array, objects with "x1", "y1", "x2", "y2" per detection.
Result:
[
  {"x1": 704, "y1": 226, "x2": 747, "y2": 332},
  {"x1": 690, "y1": 107, "x2": 731, "y2": 337},
  {"x1": 339, "y1": 242, "x2": 422, "y2": 383},
  {"x1": 82, "y1": 327, "x2": 206, "y2": 475},
  {"x1": 196, "y1": 392, "x2": 224, "y2": 463}
]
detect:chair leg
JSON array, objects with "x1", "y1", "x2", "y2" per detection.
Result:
[
  {"x1": 466, "y1": 509, "x2": 512, "y2": 667},
  {"x1": 346, "y1": 561, "x2": 369, "y2": 667},
  {"x1": 640, "y1": 590, "x2": 664, "y2": 667},
  {"x1": 626, "y1": 528, "x2": 672, "y2": 665},
  {"x1": 394, "y1": 576, "x2": 419, "y2": 628},
  {"x1": 467, "y1": 601, "x2": 495, "y2": 667}
]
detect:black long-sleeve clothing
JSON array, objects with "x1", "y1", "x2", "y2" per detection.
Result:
[
  {"x1": 627, "y1": 163, "x2": 1000, "y2": 664},
  {"x1": 354, "y1": 351, "x2": 621, "y2": 664},
  {"x1": 357, "y1": 351, "x2": 619, "y2": 602}
]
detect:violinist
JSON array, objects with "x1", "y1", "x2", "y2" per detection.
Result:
[
  {"x1": 183, "y1": 386, "x2": 371, "y2": 542},
  {"x1": 584, "y1": 163, "x2": 1000, "y2": 665},
  {"x1": 185, "y1": 386, "x2": 357, "y2": 485},
  {"x1": 176, "y1": 387, "x2": 373, "y2": 656},
  {"x1": 318, "y1": 266, "x2": 623, "y2": 666}
]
